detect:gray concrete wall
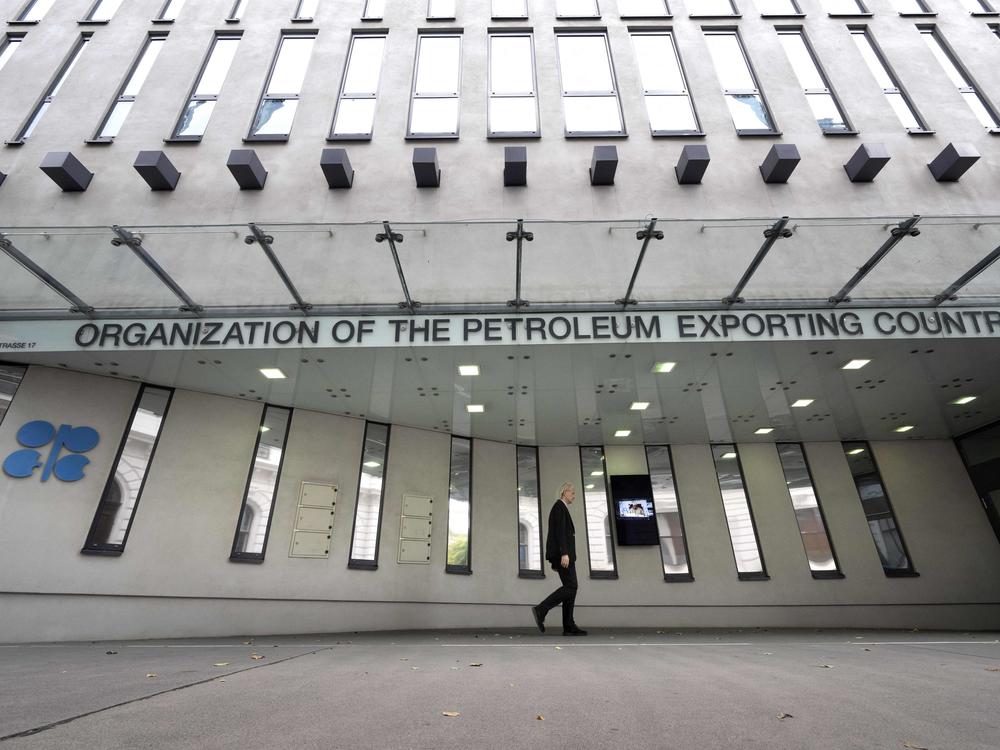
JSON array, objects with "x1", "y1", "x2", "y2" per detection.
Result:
[{"x1": 1, "y1": 365, "x2": 998, "y2": 641}]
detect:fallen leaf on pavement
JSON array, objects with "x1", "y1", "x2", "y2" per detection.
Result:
[
  {"x1": 213, "y1": 662, "x2": 230, "y2": 667},
  {"x1": 442, "y1": 711, "x2": 460, "y2": 718},
  {"x1": 411, "y1": 666, "x2": 420, "y2": 671},
  {"x1": 146, "y1": 673, "x2": 157, "y2": 678},
  {"x1": 816, "y1": 664, "x2": 834, "y2": 669},
  {"x1": 218, "y1": 679, "x2": 226, "y2": 683},
  {"x1": 536, "y1": 715, "x2": 545, "y2": 721},
  {"x1": 903, "y1": 742, "x2": 928, "y2": 749},
  {"x1": 243, "y1": 641, "x2": 253, "y2": 645},
  {"x1": 469, "y1": 662, "x2": 483, "y2": 667},
  {"x1": 450, "y1": 667, "x2": 460, "y2": 670},
  {"x1": 864, "y1": 649, "x2": 872, "y2": 652},
  {"x1": 554, "y1": 646, "x2": 562, "y2": 650},
  {"x1": 250, "y1": 654, "x2": 264, "y2": 661},
  {"x1": 776, "y1": 713, "x2": 793, "y2": 720},
  {"x1": 105, "y1": 651, "x2": 117, "y2": 655},
  {"x1": 761, "y1": 652, "x2": 773, "y2": 656},
  {"x1": 985, "y1": 667, "x2": 1000, "y2": 672}
]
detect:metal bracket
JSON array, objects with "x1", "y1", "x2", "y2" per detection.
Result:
[
  {"x1": 932, "y1": 242, "x2": 1000, "y2": 306},
  {"x1": 828, "y1": 215, "x2": 921, "y2": 306},
  {"x1": 376, "y1": 221, "x2": 419, "y2": 314},
  {"x1": 722, "y1": 217, "x2": 792, "y2": 307},
  {"x1": 506, "y1": 219, "x2": 534, "y2": 309},
  {"x1": 616, "y1": 218, "x2": 664, "y2": 308},
  {"x1": 246, "y1": 223, "x2": 313, "y2": 314},
  {"x1": 111, "y1": 225, "x2": 203, "y2": 314}
]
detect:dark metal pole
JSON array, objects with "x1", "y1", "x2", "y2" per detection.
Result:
[
  {"x1": 246, "y1": 223, "x2": 312, "y2": 313},
  {"x1": 722, "y1": 216, "x2": 792, "y2": 307},
  {"x1": 506, "y1": 219, "x2": 534, "y2": 310},
  {"x1": 829, "y1": 215, "x2": 921, "y2": 306},
  {"x1": 110, "y1": 225, "x2": 203, "y2": 314},
  {"x1": 0, "y1": 233, "x2": 95, "y2": 317},
  {"x1": 616, "y1": 218, "x2": 663, "y2": 308},
  {"x1": 375, "y1": 221, "x2": 418, "y2": 314},
  {"x1": 932, "y1": 243, "x2": 1000, "y2": 306}
]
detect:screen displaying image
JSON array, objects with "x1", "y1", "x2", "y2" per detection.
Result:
[
  {"x1": 618, "y1": 499, "x2": 654, "y2": 518},
  {"x1": 610, "y1": 474, "x2": 659, "y2": 546}
]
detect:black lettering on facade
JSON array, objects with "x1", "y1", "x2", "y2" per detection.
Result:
[
  {"x1": 75, "y1": 324, "x2": 99, "y2": 347},
  {"x1": 222, "y1": 322, "x2": 245, "y2": 345},
  {"x1": 612, "y1": 316, "x2": 633, "y2": 339},
  {"x1": 677, "y1": 315, "x2": 696, "y2": 338},
  {"x1": 300, "y1": 320, "x2": 319, "y2": 344},
  {"x1": 484, "y1": 318, "x2": 503, "y2": 341},
  {"x1": 815, "y1": 314, "x2": 838, "y2": 337},
  {"x1": 332, "y1": 320, "x2": 355, "y2": 343},
  {"x1": 840, "y1": 312, "x2": 863, "y2": 336},
  {"x1": 357, "y1": 319, "x2": 376, "y2": 342},
  {"x1": 99, "y1": 324, "x2": 123, "y2": 347},
  {"x1": 874, "y1": 312, "x2": 896, "y2": 335},
  {"x1": 463, "y1": 318, "x2": 483, "y2": 341},
  {"x1": 244, "y1": 321, "x2": 263, "y2": 344},
  {"x1": 698, "y1": 315, "x2": 719, "y2": 337},
  {"x1": 919, "y1": 311, "x2": 943, "y2": 335},
  {"x1": 941, "y1": 312, "x2": 966, "y2": 335},
  {"x1": 963, "y1": 310, "x2": 984, "y2": 334},
  {"x1": 719, "y1": 314, "x2": 740, "y2": 337},
  {"x1": 634, "y1": 315, "x2": 660, "y2": 340},
  {"x1": 201, "y1": 322, "x2": 222, "y2": 345},
  {"x1": 592, "y1": 316, "x2": 611, "y2": 340},
  {"x1": 525, "y1": 318, "x2": 546, "y2": 341},
  {"x1": 147, "y1": 324, "x2": 167, "y2": 346},
  {"x1": 765, "y1": 314, "x2": 789, "y2": 338},
  {"x1": 897, "y1": 312, "x2": 920, "y2": 335},
  {"x1": 985, "y1": 311, "x2": 1000, "y2": 334},
  {"x1": 123, "y1": 323, "x2": 146, "y2": 346},
  {"x1": 170, "y1": 322, "x2": 195, "y2": 346},
  {"x1": 549, "y1": 317, "x2": 571, "y2": 340},
  {"x1": 743, "y1": 314, "x2": 765, "y2": 336}
]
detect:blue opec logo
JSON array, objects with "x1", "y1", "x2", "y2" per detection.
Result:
[{"x1": 3, "y1": 421, "x2": 100, "y2": 482}]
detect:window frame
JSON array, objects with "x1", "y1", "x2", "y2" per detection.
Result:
[
  {"x1": 645, "y1": 445, "x2": 694, "y2": 582},
  {"x1": 702, "y1": 26, "x2": 780, "y2": 136},
  {"x1": 293, "y1": 0, "x2": 318, "y2": 21},
  {"x1": 81, "y1": 0, "x2": 123, "y2": 23},
  {"x1": 579, "y1": 445, "x2": 619, "y2": 579},
  {"x1": 328, "y1": 31, "x2": 388, "y2": 141},
  {"x1": 0, "y1": 362, "x2": 28, "y2": 429},
  {"x1": 516, "y1": 444, "x2": 545, "y2": 579},
  {"x1": 7, "y1": 32, "x2": 92, "y2": 146},
  {"x1": 167, "y1": 31, "x2": 242, "y2": 142},
  {"x1": 892, "y1": 0, "x2": 935, "y2": 15},
  {"x1": 427, "y1": 0, "x2": 458, "y2": 20},
  {"x1": 843, "y1": 441, "x2": 919, "y2": 577},
  {"x1": 824, "y1": 0, "x2": 872, "y2": 17},
  {"x1": 757, "y1": 0, "x2": 804, "y2": 17},
  {"x1": 226, "y1": 0, "x2": 248, "y2": 22},
  {"x1": 445, "y1": 434, "x2": 473, "y2": 575},
  {"x1": 89, "y1": 32, "x2": 168, "y2": 143},
  {"x1": 918, "y1": 24, "x2": 1000, "y2": 133},
  {"x1": 961, "y1": 0, "x2": 999, "y2": 15},
  {"x1": 487, "y1": 30, "x2": 540, "y2": 138},
  {"x1": 776, "y1": 26, "x2": 856, "y2": 135},
  {"x1": 491, "y1": 0, "x2": 529, "y2": 19},
  {"x1": 347, "y1": 420, "x2": 391, "y2": 570},
  {"x1": 245, "y1": 30, "x2": 317, "y2": 143},
  {"x1": 362, "y1": 0, "x2": 385, "y2": 20},
  {"x1": 229, "y1": 405, "x2": 293, "y2": 563},
  {"x1": 776, "y1": 442, "x2": 844, "y2": 579},
  {"x1": 10, "y1": 0, "x2": 54, "y2": 24},
  {"x1": 406, "y1": 31, "x2": 463, "y2": 140},
  {"x1": 953, "y1": 419, "x2": 1000, "y2": 548},
  {"x1": 688, "y1": 0, "x2": 742, "y2": 18},
  {"x1": 630, "y1": 28, "x2": 703, "y2": 136},
  {"x1": 154, "y1": 0, "x2": 186, "y2": 23},
  {"x1": 849, "y1": 25, "x2": 933, "y2": 134},
  {"x1": 711, "y1": 444, "x2": 769, "y2": 581},
  {"x1": 556, "y1": 0, "x2": 602, "y2": 18},
  {"x1": 0, "y1": 33, "x2": 26, "y2": 74},
  {"x1": 618, "y1": 0, "x2": 672, "y2": 17},
  {"x1": 554, "y1": 31, "x2": 627, "y2": 138},
  {"x1": 81, "y1": 385, "x2": 175, "y2": 557}
]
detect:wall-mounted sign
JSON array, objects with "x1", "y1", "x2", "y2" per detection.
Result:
[
  {"x1": 0, "y1": 308, "x2": 999, "y2": 353},
  {"x1": 2, "y1": 420, "x2": 100, "y2": 482}
]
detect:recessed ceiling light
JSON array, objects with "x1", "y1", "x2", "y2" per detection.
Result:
[
  {"x1": 466, "y1": 404, "x2": 485, "y2": 413},
  {"x1": 652, "y1": 362, "x2": 676, "y2": 373},
  {"x1": 754, "y1": 428, "x2": 774, "y2": 435},
  {"x1": 363, "y1": 460, "x2": 381, "y2": 468},
  {"x1": 842, "y1": 359, "x2": 870, "y2": 370},
  {"x1": 894, "y1": 425, "x2": 914, "y2": 433},
  {"x1": 260, "y1": 368, "x2": 286, "y2": 379},
  {"x1": 590, "y1": 470, "x2": 603, "y2": 477},
  {"x1": 585, "y1": 483, "x2": 595, "y2": 490},
  {"x1": 847, "y1": 448, "x2": 865, "y2": 455},
  {"x1": 630, "y1": 402, "x2": 650, "y2": 411},
  {"x1": 458, "y1": 365, "x2": 480, "y2": 376},
  {"x1": 721, "y1": 452, "x2": 737, "y2": 459},
  {"x1": 614, "y1": 429, "x2": 631, "y2": 437},
  {"x1": 952, "y1": 396, "x2": 977, "y2": 405},
  {"x1": 791, "y1": 399, "x2": 814, "y2": 408}
]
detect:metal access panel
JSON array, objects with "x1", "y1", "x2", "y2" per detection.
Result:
[
  {"x1": 398, "y1": 493, "x2": 433, "y2": 565},
  {"x1": 289, "y1": 482, "x2": 337, "y2": 559}
]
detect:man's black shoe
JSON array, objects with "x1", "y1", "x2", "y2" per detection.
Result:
[
  {"x1": 563, "y1": 628, "x2": 588, "y2": 636},
  {"x1": 532, "y1": 606, "x2": 546, "y2": 634}
]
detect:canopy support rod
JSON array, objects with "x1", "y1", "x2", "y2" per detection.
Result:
[
  {"x1": 0, "y1": 233, "x2": 95, "y2": 318},
  {"x1": 375, "y1": 221, "x2": 419, "y2": 314},
  {"x1": 111, "y1": 226, "x2": 203, "y2": 315},
  {"x1": 506, "y1": 219, "x2": 534, "y2": 310},
  {"x1": 616, "y1": 218, "x2": 663, "y2": 308},
  {"x1": 829, "y1": 215, "x2": 921, "y2": 306},
  {"x1": 722, "y1": 216, "x2": 792, "y2": 307},
  {"x1": 932, "y1": 243, "x2": 1000, "y2": 306},
  {"x1": 246, "y1": 223, "x2": 312, "y2": 314}
]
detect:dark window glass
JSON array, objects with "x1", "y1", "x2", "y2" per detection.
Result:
[
  {"x1": 349, "y1": 421, "x2": 390, "y2": 567},
  {"x1": 0, "y1": 364, "x2": 27, "y2": 426},
  {"x1": 711, "y1": 445, "x2": 768, "y2": 579},
  {"x1": 777, "y1": 443, "x2": 842, "y2": 577},
  {"x1": 955, "y1": 422, "x2": 1000, "y2": 546},
  {"x1": 447, "y1": 436, "x2": 472, "y2": 573},
  {"x1": 171, "y1": 33, "x2": 241, "y2": 140},
  {"x1": 13, "y1": 33, "x2": 91, "y2": 142}
]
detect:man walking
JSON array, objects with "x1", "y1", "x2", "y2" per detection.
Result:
[{"x1": 532, "y1": 482, "x2": 587, "y2": 636}]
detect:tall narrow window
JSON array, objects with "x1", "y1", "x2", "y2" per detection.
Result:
[
  {"x1": 348, "y1": 422, "x2": 389, "y2": 568},
  {"x1": 428, "y1": 0, "x2": 457, "y2": 18},
  {"x1": 493, "y1": 0, "x2": 528, "y2": 17},
  {"x1": 579, "y1": 446, "x2": 617, "y2": 578},
  {"x1": 891, "y1": 0, "x2": 932, "y2": 11},
  {"x1": 703, "y1": 29, "x2": 777, "y2": 134},
  {"x1": 10, "y1": 33, "x2": 91, "y2": 143},
  {"x1": 156, "y1": 0, "x2": 186, "y2": 21},
  {"x1": 555, "y1": 33, "x2": 625, "y2": 136},
  {"x1": 619, "y1": 0, "x2": 670, "y2": 15},
  {"x1": 447, "y1": 436, "x2": 472, "y2": 573},
  {"x1": 330, "y1": 33, "x2": 386, "y2": 140},
  {"x1": 631, "y1": 30, "x2": 700, "y2": 135},
  {"x1": 850, "y1": 28, "x2": 929, "y2": 132},
  {"x1": 689, "y1": 0, "x2": 740, "y2": 15},
  {"x1": 362, "y1": 0, "x2": 385, "y2": 19},
  {"x1": 227, "y1": 0, "x2": 248, "y2": 20},
  {"x1": 557, "y1": 0, "x2": 600, "y2": 16},
  {"x1": 82, "y1": 386, "x2": 172, "y2": 555},
  {"x1": 824, "y1": 0, "x2": 869, "y2": 13},
  {"x1": 230, "y1": 406, "x2": 291, "y2": 561},
  {"x1": 777, "y1": 444, "x2": 842, "y2": 578},
  {"x1": 407, "y1": 33, "x2": 462, "y2": 138},
  {"x1": 0, "y1": 35, "x2": 24, "y2": 74},
  {"x1": 84, "y1": 0, "x2": 124, "y2": 21},
  {"x1": 646, "y1": 446, "x2": 693, "y2": 581},
  {"x1": 0, "y1": 364, "x2": 27, "y2": 426},
  {"x1": 958, "y1": 0, "x2": 997, "y2": 12},
  {"x1": 13, "y1": 0, "x2": 55, "y2": 22},
  {"x1": 488, "y1": 33, "x2": 538, "y2": 137},
  {"x1": 92, "y1": 33, "x2": 167, "y2": 141},
  {"x1": 248, "y1": 32, "x2": 315, "y2": 140},
  {"x1": 171, "y1": 33, "x2": 241, "y2": 140},
  {"x1": 294, "y1": 0, "x2": 318, "y2": 19},
  {"x1": 757, "y1": 0, "x2": 802, "y2": 13},
  {"x1": 777, "y1": 29, "x2": 852, "y2": 133},
  {"x1": 920, "y1": 27, "x2": 1000, "y2": 130},
  {"x1": 843, "y1": 442, "x2": 917, "y2": 576},
  {"x1": 517, "y1": 446, "x2": 543, "y2": 577},
  {"x1": 711, "y1": 445, "x2": 768, "y2": 580}
]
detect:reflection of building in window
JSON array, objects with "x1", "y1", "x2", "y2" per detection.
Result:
[{"x1": 236, "y1": 443, "x2": 281, "y2": 554}]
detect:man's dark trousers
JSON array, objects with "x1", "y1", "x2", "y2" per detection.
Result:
[{"x1": 538, "y1": 562, "x2": 578, "y2": 631}]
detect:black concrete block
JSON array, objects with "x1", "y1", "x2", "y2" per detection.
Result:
[
  {"x1": 227, "y1": 149, "x2": 267, "y2": 190},
  {"x1": 759, "y1": 144, "x2": 801, "y2": 184},
  {"x1": 503, "y1": 146, "x2": 527, "y2": 187},
  {"x1": 590, "y1": 145, "x2": 618, "y2": 186},
  {"x1": 844, "y1": 143, "x2": 890, "y2": 183},
  {"x1": 674, "y1": 144, "x2": 710, "y2": 185},
  {"x1": 39, "y1": 151, "x2": 93, "y2": 192},
  {"x1": 927, "y1": 142, "x2": 979, "y2": 182},
  {"x1": 413, "y1": 147, "x2": 440, "y2": 188},
  {"x1": 134, "y1": 150, "x2": 181, "y2": 191},
  {"x1": 321, "y1": 148, "x2": 354, "y2": 189}
]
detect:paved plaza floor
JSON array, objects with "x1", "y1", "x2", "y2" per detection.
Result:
[{"x1": 1, "y1": 628, "x2": 999, "y2": 749}]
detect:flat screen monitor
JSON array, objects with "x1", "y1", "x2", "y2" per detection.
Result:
[{"x1": 610, "y1": 474, "x2": 659, "y2": 546}]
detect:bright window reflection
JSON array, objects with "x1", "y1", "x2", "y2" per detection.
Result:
[
  {"x1": 331, "y1": 34, "x2": 385, "y2": 138},
  {"x1": 447, "y1": 436, "x2": 472, "y2": 571},
  {"x1": 824, "y1": 0, "x2": 866, "y2": 11},
  {"x1": 850, "y1": 29, "x2": 926, "y2": 131},
  {"x1": 777, "y1": 30, "x2": 851, "y2": 133},
  {"x1": 689, "y1": 0, "x2": 738, "y2": 13},
  {"x1": 0, "y1": 36, "x2": 23, "y2": 73},
  {"x1": 646, "y1": 446, "x2": 692, "y2": 578},
  {"x1": 86, "y1": 0, "x2": 124, "y2": 21},
  {"x1": 920, "y1": 29, "x2": 999, "y2": 129},
  {"x1": 777, "y1": 444, "x2": 839, "y2": 574},
  {"x1": 173, "y1": 34, "x2": 239, "y2": 139},
  {"x1": 711, "y1": 445, "x2": 766, "y2": 577},
  {"x1": 232, "y1": 406, "x2": 291, "y2": 558},
  {"x1": 891, "y1": 0, "x2": 930, "y2": 10},
  {"x1": 250, "y1": 34, "x2": 314, "y2": 138},
  {"x1": 580, "y1": 447, "x2": 616, "y2": 574},
  {"x1": 16, "y1": 0, "x2": 55, "y2": 22},
  {"x1": 350, "y1": 422, "x2": 389, "y2": 564},
  {"x1": 428, "y1": 0, "x2": 457, "y2": 17},
  {"x1": 19, "y1": 35, "x2": 90, "y2": 140},
  {"x1": 157, "y1": 0, "x2": 186, "y2": 21},
  {"x1": 227, "y1": 0, "x2": 248, "y2": 20},
  {"x1": 98, "y1": 36, "x2": 166, "y2": 139},
  {"x1": 517, "y1": 446, "x2": 543, "y2": 574},
  {"x1": 557, "y1": 0, "x2": 600, "y2": 15},
  {"x1": 556, "y1": 34, "x2": 624, "y2": 135},
  {"x1": 408, "y1": 34, "x2": 462, "y2": 137},
  {"x1": 704, "y1": 30, "x2": 776, "y2": 133},
  {"x1": 618, "y1": 0, "x2": 669, "y2": 13},
  {"x1": 489, "y1": 34, "x2": 538, "y2": 136},
  {"x1": 362, "y1": 0, "x2": 385, "y2": 18},
  {"x1": 295, "y1": 0, "x2": 319, "y2": 18},
  {"x1": 492, "y1": 0, "x2": 528, "y2": 16},
  {"x1": 631, "y1": 32, "x2": 699, "y2": 134},
  {"x1": 756, "y1": 0, "x2": 800, "y2": 12}
]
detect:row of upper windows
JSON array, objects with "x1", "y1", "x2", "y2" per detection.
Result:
[
  {"x1": 2, "y1": 23, "x2": 998, "y2": 144},
  {"x1": 10, "y1": 0, "x2": 1000, "y2": 24}
]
